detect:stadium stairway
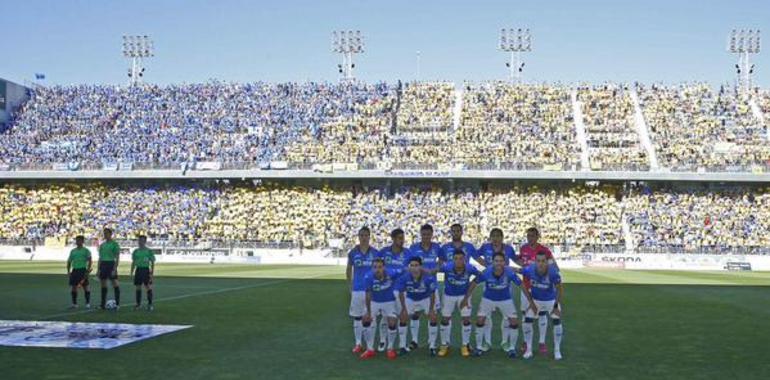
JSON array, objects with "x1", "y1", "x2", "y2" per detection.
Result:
[
  {"x1": 622, "y1": 211, "x2": 635, "y2": 252},
  {"x1": 571, "y1": 89, "x2": 591, "y2": 171},
  {"x1": 629, "y1": 88, "x2": 660, "y2": 171},
  {"x1": 748, "y1": 96, "x2": 768, "y2": 141},
  {"x1": 453, "y1": 83, "x2": 462, "y2": 132}
]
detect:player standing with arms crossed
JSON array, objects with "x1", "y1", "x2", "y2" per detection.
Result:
[
  {"x1": 97, "y1": 228, "x2": 121, "y2": 310},
  {"x1": 521, "y1": 252, "x2": 564, "y2": 360},
  {"x1": 346, "y1": 226, "x2": 378, "y2": 354},
  {"x1": 130, "y1": 235, "x2": 156, "y2": 311},
  {"x1": 66, "y1": 235, "x2": 92, "y2": 309}
]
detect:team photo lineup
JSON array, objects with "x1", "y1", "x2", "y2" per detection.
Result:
[
  {"x1": 347, "y1": 224, "x2": 563, "y2": 361},
  {"x1": 2, "y1": 1, "x2": 770, "y2": 379}
]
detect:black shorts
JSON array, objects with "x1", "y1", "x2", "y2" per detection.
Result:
[
  {"x1": 133, "y1": 268, "x2": 152, "y2": 286},
  {"x1": 69, "y1": 268, "x2": 89, "y2": 287},
  {"x1": 98, "y1": 262, "x2": 118, "y2": 280}
]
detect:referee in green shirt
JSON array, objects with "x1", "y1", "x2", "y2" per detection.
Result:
[
  {"x1": 66, "y1": 235, "x2": 92, "y2": 309},
  {"x1": 131, "y1": 235, "x2": 156, "y2": 311},
  {"x1": 97, "y1": 228, "x2": 121, "y2": 310}
]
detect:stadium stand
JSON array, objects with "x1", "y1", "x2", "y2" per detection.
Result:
[
  {"x1": 459, "y1": 83, "x2": 579, "y2": 170},
  {"x1": 624, "y1": 185, "x2": 770, "y2": 253},
  {"x1": 578, "y1": 84, "x2": 649, "y2": 171},
  {"x1": 1, "y1": 182, "x2": 768, "y2": 254},
  {"x1": 639, "y1": 84, "x2": 770, "y2": 172},
  {"x1": 1, "y1": 81, "x2": 768, "y2": 172}
]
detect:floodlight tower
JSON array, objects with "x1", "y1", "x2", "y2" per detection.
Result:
[
  {"x1": 500, "y1": 28, "x2": 532, "y2": 83},
  {"x1": 728, "y1": 29, "x2": 761, "y2": 95},
  {"x1": 122, "y1": 35, "x2": 154, "y2": 86},
  {"x1": 332, "y1": 30, "x2": 364, "y2": 81}
]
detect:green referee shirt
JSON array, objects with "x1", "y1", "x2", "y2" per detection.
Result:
[
  {"x1": 132, "y1": 248, "x2": 155, "y2": 269},
  {"x1": 68, "y1": 247, "x2": 91, "y2": 270},
  {"x1": 99, "y1": 240, "x2": 120, "y2": 262}
]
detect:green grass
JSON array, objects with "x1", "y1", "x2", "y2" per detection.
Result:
[{"x1": 1, "y1": 261, "x2": 769, "y2": 380}]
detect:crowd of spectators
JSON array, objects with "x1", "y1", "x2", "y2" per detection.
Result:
[
  {"x1": 459, "y1": 83, "x2": 579, "y2": 169},
  {"x1": 0, "y1": 82, "x2": 394, "y2": 167},
  {"x1": 760, "y1": 90, "x2": 770, "y2": 142},
  {"x1": 639, "y1": 83, "x2": 770, "y2": 171},
  {"x1": 204, "y1": 184, "x2": 351, "y2": 247},
  {"x1": 578, "y1": 84, "x2": 649, "y2": 170},
  {"x1": 625, "y1": 186, "x2": 770, "y2": 251},
  {"x1": 2, "y1": 81, "x2": 769, "y2": 172},
  {"x1": 3, "y1": 182, "x2": 768, "y2": 252}
]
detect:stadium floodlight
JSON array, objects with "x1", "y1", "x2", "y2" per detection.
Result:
[
  {"x1": 331, "y1": 29, "x2": 364, "y2": 81},
  {"x1": 122, "y1": 34, "x2": 154, "y2": 86},
  {"x1": 728, "y1": 29, "x2": 761, "y2": 95},
  {"x1": 499, "y1": 27, "x2": 532, "y2": 82}
]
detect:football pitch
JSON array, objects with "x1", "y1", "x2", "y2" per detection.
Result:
[{"x1": 1, "y1": 262, "x2": 769, "y2": 380}]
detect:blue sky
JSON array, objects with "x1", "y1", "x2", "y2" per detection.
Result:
[{"x1": 1, "y1": 0, "x2": 768, "y2": 86}]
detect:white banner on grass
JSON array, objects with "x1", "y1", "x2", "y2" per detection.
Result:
[{"x1": 0, "y1": 320, "x2": 192, "y2": 349}]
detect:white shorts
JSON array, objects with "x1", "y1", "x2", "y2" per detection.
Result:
[
  {"x1": 525, "y1": 299, "x2": 557, "y2": 319},
  {"x1": 372, "y1": 301, "x2": 397, "y2": 319},
  {"x1": 441, "y1": 294, "x2": 471, "y2": 318},
  {"x1": 393, "y1": 291, "x2": 402, "y2": 314},
  {"x1": 350, "y1": 291, "x2": 366, "y2": 317},
  {"x1": 405, "y1": 297, "x2": 433, "y2": 315},
  {"x1": 478, "y1": 298, "x2": 517, "y2": 319},
  {"x1": 520, "y1": 291, "x2": 530, "y2": 313}
]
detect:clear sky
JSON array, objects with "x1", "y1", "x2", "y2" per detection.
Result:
[{"x1": 2, "y1": 0, "x2": 768, "y2": 86}]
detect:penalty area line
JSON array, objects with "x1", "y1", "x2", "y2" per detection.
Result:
[{"x1": 37, "y1": 273, "x2": 332, "y2": 320}]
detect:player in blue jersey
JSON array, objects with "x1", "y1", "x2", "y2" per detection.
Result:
[
  {"x1": 346, "y1": 226, "x2": 379, "y2": 355},
  {"x1": 408, "y1": 224, "x2": 442, "y2": 352},
  {"x1": 361, "y1": 258, "x2": 400, "y2": 360},
  {"x1": 377, "y1": 228, "x2": 411, "y2": 352},
  {"x1": 475, "y1": 228, "x2": 518, "y2": 352},
  {"x1": 409, "y1": 224, "x2": 442, "y2": 274},
  {"x1": 437, "y1": 250, "x2": 482, "y2": 357},
  {"x1": 462, "y1": 252, "x2": 535, "y2": 358},
  {"x1": 521, "y1": 251, "x2": 564, "y2": 360},
  {"x1": 396, "y1": 256, "x2": 438, "y2": 356},
  {"x1": 440, "y1": 223, "x2": 482, "y2": 266}
]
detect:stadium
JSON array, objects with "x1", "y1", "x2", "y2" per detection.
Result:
[{"x1": 1, "y1": 1, "x2": 769, "y2": 379}]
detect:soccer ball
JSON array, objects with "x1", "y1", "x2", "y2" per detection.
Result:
[{"x1": 105, "y1": 300, "x2": 117, "y2": 310}]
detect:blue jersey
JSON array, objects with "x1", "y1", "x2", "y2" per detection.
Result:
[
  {"x1": 476, "y1": 243, "x2": 517, "y2": 267},
  {"x1": 441, "y1": 241, "x2": 479, "y2": 264},
  {"x1": 364, "y1": 269, "x2": 398, "y2": 303},
  {"x1": 409, "y1": 242, "x2": 442, "y2": 277},
  {"x1": 439, "y1": 263, "x2": 481, "y2": 296},
  {"x1": 475, "y1": 267, "x2": 522, "y2": 301},
  {"x1": 396, "y1": 272, "x2": 437, "y2": 301},
  {"x1": 347, "y1": 245, "x2": 379, "y2": 292},
  {"x1": 522, "y1": 264, "x2": 562, "y2": 301},
  {"x1": 379, "y1": 245, "x2": 411, "y2": 277}
]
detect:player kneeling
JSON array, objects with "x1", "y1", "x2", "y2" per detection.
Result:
[
  {"x1": 437, "y1": 250, "x2": 481, "y2": 357},
  {"x1": 462, "y1": 252, "x2": 534, "y2": 359},
  {"x1": 361, "y1": 258, "x2": 400, "y2": 360},
  {"x1": 396, "y1": 256, "x2": 438, "y2": 356},
  {"x1": 521, "y1": 252, "x2": 564, "y2": 360}
]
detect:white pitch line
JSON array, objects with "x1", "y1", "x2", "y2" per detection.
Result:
[{"x1": 37, "y1": 273, "x2": 332, "y2": 320}]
